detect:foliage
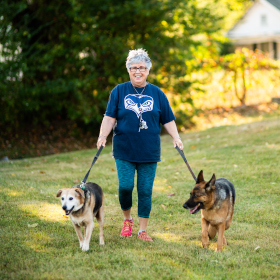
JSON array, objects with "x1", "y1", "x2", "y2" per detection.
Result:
[
  {"x1": 219, "y1": 48, "x2": 280, "y2": 104},
  {"x1": 0, "y1": 0, "x2": 251, "y2": 133},
  {"x1": 200, "y1": 48, "x2": 280, "y2": 105},
  {"x1": 1, "y1": 118, "x2": 280, "y2": 279}
]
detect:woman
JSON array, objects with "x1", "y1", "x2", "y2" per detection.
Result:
[{"x1": 97, "y1": 49, "x2": 183, "y2": 241}]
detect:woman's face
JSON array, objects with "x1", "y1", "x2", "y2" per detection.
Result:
[{"x1": 128, "y1": 62, "x2": 150, "y2": 88}]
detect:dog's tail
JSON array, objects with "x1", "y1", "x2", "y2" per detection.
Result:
[{"x1": 208, "y1": 225, "x2": 217, "y2": 239}]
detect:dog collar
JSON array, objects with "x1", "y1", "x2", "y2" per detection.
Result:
[{"x1": 79, "y1": 182, "x2": 86, "y2": 190}]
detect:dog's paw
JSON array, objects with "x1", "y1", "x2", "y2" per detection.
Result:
[
  {"x1": 81, "y1": 243, "x2": 89, "y2": 251},
  {"x1": 202, "y1": 243, "x2": 209, "y2": 249},
  {"x1": 79, "y1": 241, "x2": 84, "y2": 248},
  {"x1": 99, "y1": 236, "x2": 105, "y2": 245}
]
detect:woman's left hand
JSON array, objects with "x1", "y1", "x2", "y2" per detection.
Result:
[
  {"x1": 163, "y1": 121, "x2": 184, "y2": 151},
  {"x1": 173, "y1": 137, "x2": 184, "y2": 150}
]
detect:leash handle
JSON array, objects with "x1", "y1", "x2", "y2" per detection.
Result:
[
  {"x1": 81, "y1": 146, "x2": 104, "y2": 184},
  {"x1": 175, "y1": 146, "x2": 197, "y2": 182}
]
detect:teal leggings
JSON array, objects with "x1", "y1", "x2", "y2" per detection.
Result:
[{"x1": 115, "y1": 159, "x2": 157, "y2": 218}]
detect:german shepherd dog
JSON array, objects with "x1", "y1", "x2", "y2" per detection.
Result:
[
  {"x1": 57, "y1": 182, "x2": 105, "y2": 251},
  {"x1": 183, "y1": 170, "x2": 235, "y2": 252}
]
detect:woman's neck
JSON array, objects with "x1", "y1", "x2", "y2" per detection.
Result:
[{"x1": 131, "y1": 81, "x2": 147, "y2": 88}]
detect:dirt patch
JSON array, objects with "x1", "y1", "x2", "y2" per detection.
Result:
[
  {"x1": 189, "y1": 102, "x2": 280, "y2": 132},
  {"x1": 0, "y1": 121, "x2": 103, "y2": 160}
]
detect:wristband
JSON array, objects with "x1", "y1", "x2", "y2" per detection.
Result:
[
  {"x1": 173, "y1": 136, "x2": 181, "y2": 140},
  {"x1": 99, "y1": 135, "x2": 107, "y2": 139}
]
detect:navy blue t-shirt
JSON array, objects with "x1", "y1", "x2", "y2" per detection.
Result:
[{"x1": 105, "y1": 81, "x2": 175, "y2": 162}]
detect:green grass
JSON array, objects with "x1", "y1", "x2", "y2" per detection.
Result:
[{"x1": 1, "y1": 118, "x2": 280, "y2": 280}]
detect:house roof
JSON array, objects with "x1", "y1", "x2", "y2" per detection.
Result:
[
  {"x1": 226, "y1": 0, "x2": 280, "y2": 43},
  {"x1": 266, "y1": 0, "x2": 280, "y2": 10}
]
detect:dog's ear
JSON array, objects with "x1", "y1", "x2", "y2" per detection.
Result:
[
  {"x1": 196, "y1": 170, "x2": 204, "y2": 184},
  {"x1": 56, "y1": 188, "x2": 68, "y2": 197},
  {"x1": 75, "y1": 188, "x2": 85, "y2": 199},
  {"x1": 205, "y1": 174, "x2": 216, "y2": 192},
  {"x1": 56, "y1": 189, "x2": 63, "y2": 197}
]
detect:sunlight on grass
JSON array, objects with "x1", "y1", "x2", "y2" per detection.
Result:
[
  {"x1": 192, "y1": 112, "x2": 257, "y2": 131},
  {"x1": 19, "y1": 202, "x2": 66, "y2": 222},
  {"x1": 4, "y1": 188, "x2": 24, "y2": 197},
  {"x1": 154, "y1": 233, "x2": 220, "y2": 252},
  {"x1": 153, "y1": 185, "x2": 168, "y2": 192},
  {"x1": 154, "y1": 178, "x2": 167, "y2": 184},
  {"x1": 265, "y1": 143, "x2": 280, "y2": 149},
  {"x1": 209, "y1": 243, "x2": 217, "y2": 251},
  {"x1": 187, "y1": 240, "x2": 204, "y2": 249},
  {"x1": 153, "y1": 232, "x2": 184, "y2": 243},
  {"x1": 25, "y1": 232, "x2": 52, "y2": 252},
  {"x1": 154, "y1": 178, "x2": 171, "y2": 193},
  {"x1": 154, "y1": 181, "x2": 166, "y2": 191}
]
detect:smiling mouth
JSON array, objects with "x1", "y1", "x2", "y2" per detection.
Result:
[
  {"x1": 65, "y1": 206, "x2": 74, "y2": 215},
  {"x1": 190, "y1": 203, "x2": 201, "y2": 214}
]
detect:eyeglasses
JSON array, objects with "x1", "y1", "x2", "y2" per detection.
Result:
[{"x1": 129, "y1": 66, "x2": 147, "y2": 72}]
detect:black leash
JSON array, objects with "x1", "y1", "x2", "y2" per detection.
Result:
[
  {"x1": 175, "y1": 146, "x2": 197, "y2": 182},
  {"x1": 80, "y1": 146, "x2": 104, "y2": 187}
]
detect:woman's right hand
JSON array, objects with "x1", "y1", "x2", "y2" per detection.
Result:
[
  {"x1": 97, "y1": 136, "x2": 107, "y2": 149},
  {"x1": 96, "y1": 116, "x2": 116, "y2": 149}
]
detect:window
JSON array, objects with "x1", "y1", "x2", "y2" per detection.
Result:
[
  {"x1": 261, "y1": 14, "x2": 267, "y2": 26},
  {"x1": 273, "y1": 42, "x2": 277, "y2": 59},
  {"x1": 260, "y1": 42, "x2": 269, "y2": 53}
]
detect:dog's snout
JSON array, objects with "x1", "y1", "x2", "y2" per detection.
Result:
[
  {"x1": 183, "y1": 203, "x2": 188, "y2": 209},
  {"x1": 62, "y1": 205, "x2": 67, "y2": 210}
]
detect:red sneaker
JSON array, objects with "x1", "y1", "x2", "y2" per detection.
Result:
[
  {"x1": 137, "y1": 231, "x2": 153, "y2": 242},
  {"x1": 120, "y1": 219, "x2": 134, "y2": 237}
]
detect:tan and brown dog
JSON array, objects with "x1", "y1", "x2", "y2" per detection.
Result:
[
  {"x1": 57, "y1": 182, "x2": 105, "y2": 251},
  {"x1": 183, "y1": 170, "x2": 235, "y2": 252}
]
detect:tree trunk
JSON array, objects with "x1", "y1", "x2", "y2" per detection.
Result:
[
  {"x1": 233, "y1": 69, "x2": 246, "y2": 105},
  {"x1": 241, "y1": 68, "x2": 246, "y2": 105},
  {"x1": 233, "y1": 71, "x2": 239, "y2": 102}
]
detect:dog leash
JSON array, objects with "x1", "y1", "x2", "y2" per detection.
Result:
[
  {"x1": 176, "y1": 146, "x2": 197, "y2": 182},
  {"x1": 79, "y1": 146, "x2": 104, "y2": 189}
]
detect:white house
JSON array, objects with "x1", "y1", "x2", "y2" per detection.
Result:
[{"x1": 227, "y1": 0, "x2": 280, "y2": 60}]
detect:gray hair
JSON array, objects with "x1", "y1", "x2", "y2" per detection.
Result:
[{"x1": 126, "y1": 48, "x2": 152, "y2": 71}]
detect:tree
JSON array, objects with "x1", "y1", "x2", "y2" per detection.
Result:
[
  {"x1": 216, "y1": 48, "x2": 280, "y2": 105},
  {"x1": 0, "y1": 0, "x2": 231, "y2": 133}
]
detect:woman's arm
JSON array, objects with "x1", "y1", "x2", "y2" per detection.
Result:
[
  {"x1": 163, "y1": 120, "x2": 184, "y2": 150},
  {"x1": 97, "y1": 116, "x2": 116, "y2": 149}
]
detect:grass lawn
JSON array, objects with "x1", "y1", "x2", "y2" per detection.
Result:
[{"x1": 0, "y1": 117, "x2": 279, "y2": 279}]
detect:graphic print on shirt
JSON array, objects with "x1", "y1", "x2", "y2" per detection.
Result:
[
  {"x1": 124, "y1": 94, "x2": 154, "y2": 131},
  {"x1": 124, "y1": 94, "x2": 154, "y2": 118}
]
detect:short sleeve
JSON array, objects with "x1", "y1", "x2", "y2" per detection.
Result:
[
  {"x1": 105, "y1": 85, "x2": 119, "y2": 118},
  {"x1": 159, "y1": 91, "x2": 176, "y2": 125}
]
